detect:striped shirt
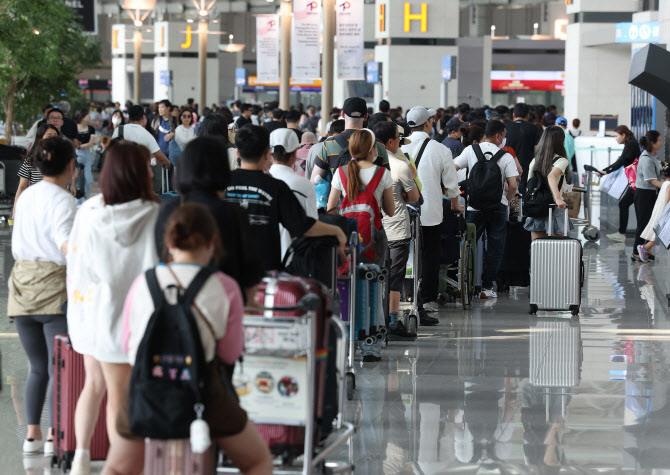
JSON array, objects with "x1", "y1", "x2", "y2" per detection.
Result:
[{"x1": 18, "y1": 158, "x2": 43, "y2": 186}]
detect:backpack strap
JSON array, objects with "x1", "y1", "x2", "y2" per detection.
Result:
[
  {"x1": 491, "y1": 149, "x2": 507, "y2": 162},
  {"x1": 166, "y1": 264, "x2": 216, "y2": 339},
  {"x1": 181, "y1": 266, "x2": 214, "y2": 309},
  {"x1": 366, "y1": 166, "x2": 387, "y2": 194},
  {"x1": 414, "y1": 139, "x2": 430, "y2": 169},
  {"x1": 472, "y1": 143, "x2": 486, "y2": 162},
  {"x1": 551, "y1": 156, "x2": 565, "y2": 190},
  {"x1": 338, "y1": 165, "x2": 348, "y2": 189},
  {"x1": 333, "y1": 133, "x2": 348, "y2": 149},
  {"x1": 118, "y1": 124, "x2": 124, "y2": 140},
  {"x1": 145, "y1": 268, "x2": 166, "y2": 311}
]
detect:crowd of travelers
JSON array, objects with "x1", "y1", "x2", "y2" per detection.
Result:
[{"x1": 5, "y1": 93, "x2": 665, "y2": 474}]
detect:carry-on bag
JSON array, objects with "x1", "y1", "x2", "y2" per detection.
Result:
[
  {"x1": 529, "y1": 206, "x2": 583, "y2": 315},
  {"x1": 253, "y1": 273, "x2": 331, "y2": 457},
  {"x1": 498, "y1": 220, "x2": 531, "y2": 291},
  {"x1": 144, "y1": 438, "x2": 215, "y2": 475},
  {"x1": 52, "y1": 335, "x2": 109, "y2": 472}
]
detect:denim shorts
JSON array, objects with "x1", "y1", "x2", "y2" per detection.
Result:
[{"x1": 523, "y1": 207, "x2": 574, "y2": 234}]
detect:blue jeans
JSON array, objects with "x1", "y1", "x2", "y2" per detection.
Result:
[
  {"x1": 466, "y1": 204, "x2": 507, "y2": 290},
  {"x1": 76, "y1": 148, "x2": 93, "y2": 198}
]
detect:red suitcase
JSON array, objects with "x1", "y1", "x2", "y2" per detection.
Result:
[
  {"x1": 144, "y1": 439, "x2": 216, "y2": 474},
  {"x1": 52, "y1": 335, "x2": 110, "y2": 472},
  {"x1": 253, "y1": 272, "x2": 331, "y2": 460}
]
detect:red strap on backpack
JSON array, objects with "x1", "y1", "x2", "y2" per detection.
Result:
[{"x1": 338, "y1": 166, "x2": 386, "y2": 260}]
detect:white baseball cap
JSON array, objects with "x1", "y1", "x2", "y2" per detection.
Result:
[
  {"x1": 270, "y1": 128, "x2": 300, "y2": 153},
  {"x1": 406, "y1": 106, "x2": 437, "y2": 128}
]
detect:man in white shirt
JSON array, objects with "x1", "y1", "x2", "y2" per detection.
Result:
[
  {"x1": 25, "y1": 104, "x2": 54, "y2": 147},
  {"x1": 454, "y1": 120, "x2": 519, "y2": 300},
  {"x1": 401, "y1": 106, "x2": 461, "y2": 319},
  {"x1": 268, "y1": 129, "x2": 319, "y2": 260}
]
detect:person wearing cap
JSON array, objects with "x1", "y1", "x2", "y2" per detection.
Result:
[
  {"x1": 373, "y1": 121, "x2": 420, "y2": 340},
  {"x1": 225, "y1": 125, "x2": 345, "y2": 272},
  {"x1": 441, "y1": 117, "x2": 465, "y2": 158},
  {"x1": 295, "y1": 132, "x2": 318, "y2": 177},
  {"x1": 555, "y1": 116, "x2": 575, "y2": 170},
  {"x1": 305, "y1": 119, "x2": 345, "y2": 183},
  {"x1": 268, "y1": 129, "x2": 319, "y2": 260},
  {"x1": 401, "y1": 106, "x2": 462, "y2": 319},
  {"x1": 310, "y1": 97, "x2": 390, "y2": 186}
]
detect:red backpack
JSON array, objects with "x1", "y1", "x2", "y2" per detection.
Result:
[{"x1": 338, "y1": 165, "x2": 385, "y2": 261}]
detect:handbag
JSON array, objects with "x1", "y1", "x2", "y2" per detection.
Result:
[{"x1": 624, "y1": 158, "x2": 639, "y2": 190}]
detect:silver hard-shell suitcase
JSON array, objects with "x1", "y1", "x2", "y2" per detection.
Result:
[{"x1": 529, "y1": 206, "x2": 583, "y2": 315}]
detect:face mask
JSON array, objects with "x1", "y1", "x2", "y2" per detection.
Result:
[
  {"x1": 112, "y1": 117, "x2": 122, "y2": 126},
  {"x1": 499, "y1": 137, "x2": 507, "y2": 149}
]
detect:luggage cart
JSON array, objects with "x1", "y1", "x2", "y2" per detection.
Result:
[
  {"x1": 336, "y1": 232, "x2": 359, "y2": 401},
  {"x1": 220, "y1": 296, "x2": 354, "y2": 475},
  {"x1": 576, "y1": 159, "x2": 601, "y2": 242},
  {"x1": 400, "y1": 207, "x2": 420, "y2": 333}
]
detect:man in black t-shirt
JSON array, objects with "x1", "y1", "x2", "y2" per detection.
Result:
[
  {"x1": 263, "y1": 109, "x2": 287, "y2": 133},
  {"x1": 505, "y1": 102, "x2": 542, "y2": 191},
  {"x1": 225, "y1": 125, "x2": 346, "y2": 271},
  {"x1": 235, "y1": 103, "x2": 253, "y2": 128}
]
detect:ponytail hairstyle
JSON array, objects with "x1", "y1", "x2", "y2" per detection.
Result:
[
  {"x1": 163, "y1": 202, "x2": 224, "y2": 264},
  {"x1": 346, "y1": 128, "x2": 376, "y2": 200},
  {"x1": 614, "y1": 125, "x2": 636, "y2": 143},
  {"x1": 640, "y1": 130, "x2": 661, "y2": 153},
  {"x1": 33, "y1": 136, "x2": 75, "y2": 177}
]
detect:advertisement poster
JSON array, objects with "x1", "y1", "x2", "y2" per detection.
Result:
[
  {"x1": 234, "y1": 356, "x2": 309, "y2": 425},
  {"x1": 336, "y1": 0, "x2": 364, "y2": 80},
  {"x1": 256, "y1": 15, "x2": 280, "y2": 84},
  {"x1": 292, "y1": 0, "x2": 321, "y2": 80}
]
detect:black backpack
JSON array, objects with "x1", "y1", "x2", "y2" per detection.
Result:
[
  {"x1": 332, "y1": 134, "x2": 352, "y2": 169},
  {"x1": 129, "y1": 266, "x2": 213, "y2": 439},
  {"x1": 467, "y1": 144, "x2": 507, "y2": 211},
  {"x1": 524, "y1": 158, "x2": 565, "y2": 218}
]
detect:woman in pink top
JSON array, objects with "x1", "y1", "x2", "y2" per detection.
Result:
[{"x1": 117, "y1": 203, "x2": 272, "y2": 475}]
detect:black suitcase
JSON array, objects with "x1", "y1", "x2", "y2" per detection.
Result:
[{"x1": 497, "y1": 220, "x2": 531, "y2": 292}]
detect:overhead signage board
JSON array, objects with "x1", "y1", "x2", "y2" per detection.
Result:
[
  {"x1": 366, "y1": 61, "x2": 380, "y2": 84},
  {"x1": 235, "y1": 68, "x2": 246, "y2": 86},
  {"x1": 615, "y1": 22, "x2": 659, "y2": 43},
  {"x1": 491, "y1": 71, "x2": 565, "y2": 92}
]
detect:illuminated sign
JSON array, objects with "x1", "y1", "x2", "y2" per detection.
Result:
[
  {"x1": 235, "y1": 68, "x2": 246, "y2": 86},
  {"x1": 404, "y1": 2, "x2": 427, "y2": 33},
  {"x1": 112, "y1": 29, "x2": 119, "y2": 49},
  {"x1": 615, "y1": 22, "x2": 659, "y2": 43},
  {"x1": 366, "y1": 62, "x2": 380, "y2": 83},
  {"x1": 491, "y1": 71, "x2": 565, "y2": 92},
  {"x1": 181, "y1": 25, "x2": 193, "y2": 49},
  {"x1": 379, "y1": 3, "x2": 386, "y2": 33}
]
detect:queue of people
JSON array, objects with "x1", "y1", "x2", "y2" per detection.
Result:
[{"x1": 7, "y1": 93, "x2": 667, "y2": 474}]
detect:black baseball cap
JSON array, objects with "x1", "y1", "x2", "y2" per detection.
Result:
[
  {"x1": 445, "y1": 117, "x2": 463, "y2": 132},
  {"x1": 343, "y1": 97, "x2": 367, "y2": 119}
]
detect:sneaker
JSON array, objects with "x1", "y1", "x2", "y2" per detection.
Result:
[
  {"x1": 388, "y1": 321, "x2": 417, "y2": 340},
  {"x1": 70, "y1": 453, "x2": 91, "y2": 475},
  {"x1": 606, "y1": 232, "x2": 626, "y2": 242},
  {"x1": 419, "y1": 314, "x2": 439, "y2": 326},
  {"x1": 23, "y1": 439, "x2": 44, "y2": 454},
  {"x1": 423, "y1": 301, "x2": 440, "y2": 313},
  {"x1": 632, "y1": 254, "x2": 644, "y2": 263},
  {"x1": 480, "y1": 289, "x2": 498, "y2": 299},
  {"x1": 637, "y1": 245, "x2": 650, "y2": 263},
  {"x1": 43, "y1": 440, "x2": 54, "y2": 457}
]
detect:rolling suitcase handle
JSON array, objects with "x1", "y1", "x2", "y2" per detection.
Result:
[
  {"x1": 548, "y1": 204, "x2": 569, "y2": 236},
  {"x1": 162, "y1": 168, "x2": 170, "y2": 194}
]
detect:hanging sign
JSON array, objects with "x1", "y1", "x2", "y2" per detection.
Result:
[
  {"x1": 256, "y1": 15, "x2": 280, "y2": 84},
  {"x1": 336, "y1": 0, "x2": 364, "y2": 80},
  {"x1": 292, "y1": 0, "x2": 321, "y2": 80}
]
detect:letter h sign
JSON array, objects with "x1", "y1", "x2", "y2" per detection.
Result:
[{"x1": 404, "y1": 2, "x2": 427, "y2": 33}]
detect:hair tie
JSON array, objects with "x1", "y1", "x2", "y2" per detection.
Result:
[{"x1": 350, "y1": 157, "x2": 357, "y2": 162}]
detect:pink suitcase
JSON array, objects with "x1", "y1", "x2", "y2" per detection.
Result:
[
  {"x1": 144, "y1": 439, "x2": 216, "y2": 474},
  {"x1": 253, "y1": 273, "x2": 331, "y2": 460},
  {"x1": 52, "y1": 335, "x2": 110, "y2": 472}
]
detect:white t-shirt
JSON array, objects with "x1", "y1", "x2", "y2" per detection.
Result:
[
  {"x1": 527, "y1": 156, "x2": 570, "y2": 194},
  {"x1": 12, "y1": 181, "x2": 78, "y2": 266},
  {"x1": 111, "y1": 123, "x2": 160, "y2": 154},
  {"x1": 331, "y1": 164, "x2": 393, "y2": 210},
  {"x1": 383, "y1": 152, "x2": 417, "y2": 242},
  {"x1": 454, "y1": 142, "x2": 519, "y2": 211},
  {"x1": 269, "y1": 164, "x2": 319, "y2": 259}
]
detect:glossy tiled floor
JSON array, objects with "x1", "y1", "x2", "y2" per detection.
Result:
[{"x1": 1, "y1": 233, "x2": 670, "y2": 473}]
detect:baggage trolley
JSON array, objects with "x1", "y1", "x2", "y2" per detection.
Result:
[
  {"x1": 336, "y1": 232, "x2": 360, "y2": 400},
  {"x1": 221, "y1": 295, "x2": 354, "y2": 474},
  {"x1": 400, "y1": 206, "x2": 420, "y2": 333},
  {"x1": 578, "y1": 163, "x2": 601, "y2": 242}
]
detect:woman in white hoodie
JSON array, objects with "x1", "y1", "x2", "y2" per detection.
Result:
[{"x1": 66, "y1": 141, "x2": 160, "y2": 475}]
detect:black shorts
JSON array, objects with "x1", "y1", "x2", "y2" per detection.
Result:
[{"x1": 388, "y1": 239, "x2": 411, "y2": 292}]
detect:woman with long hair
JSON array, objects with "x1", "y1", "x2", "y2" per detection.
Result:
[
  {"x1": 198, "y1": 113, "x2": 237, "y2": 170},
  {"x1": 596, "y1": 125, "x2": 641, "y2": 242},
  {"x1": 523, "y1": 126, "x2": 572, "y2": 240},
  {"x1": 13, "y1": 124, "x2": 61, "y2": 219},
  {"x1": 632, "y1": 130, "x2": 664, "y2": 262},
  {"x1": 66, "y1": 141, "x2": 160, "y2": 474},
  {"x1": 326, "y1": 128, "x2": 395, "y2": 264},
  {"x1": 9, "y1": 136, "x2": 77, "y2": 457}
]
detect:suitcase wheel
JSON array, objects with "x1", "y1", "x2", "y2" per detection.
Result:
[
  {"x1": 407, "y1": 314, "x2": 418, "y2": 335},
  {"x1": 529, "y1": 304, "x2": 538, "y2": 315},
  {"x1": 570, "y1": 305, "x2": 580, "y2": 317}
]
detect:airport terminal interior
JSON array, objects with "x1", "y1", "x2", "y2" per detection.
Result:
[{"x1": 2, "y1": 0, "x2": 670, "y2": 473}]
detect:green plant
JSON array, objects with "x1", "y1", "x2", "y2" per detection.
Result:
[{"x1": 0, "y1": 0, "x2": 100, "y2": 140}]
